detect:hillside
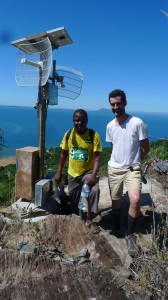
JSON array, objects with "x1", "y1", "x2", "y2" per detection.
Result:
[
  {"x1": 0, "y1": 139, "x2": 168, "y2": 206},
  {"x1": 0, "y1": 140, "x2": 168, "y2": 299}
]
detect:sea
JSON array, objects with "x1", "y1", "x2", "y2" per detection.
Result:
[{"x1": 0, "y1": 105, "x2": 168, "y2": 158}]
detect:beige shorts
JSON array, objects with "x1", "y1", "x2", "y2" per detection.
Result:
[{"x1": 108, "y1": 166, "x2": 142, "y2": 200}]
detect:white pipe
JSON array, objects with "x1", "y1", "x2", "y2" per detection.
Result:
[{"x1": 21, "y1": 58, "x2": 43, "y2": 68}]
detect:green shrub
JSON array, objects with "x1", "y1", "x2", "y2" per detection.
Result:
[
  {"x1": 1, "y1": 139, "x2": 168, "y2": 207},
  {"x1": 146, "y1": 140, "x2": 168, "y2": 161}
]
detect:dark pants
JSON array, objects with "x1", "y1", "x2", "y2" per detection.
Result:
[{"x1": 68, "y1": 171, "x2": 100, "y2": 215}]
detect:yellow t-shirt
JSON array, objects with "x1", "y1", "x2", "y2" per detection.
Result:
[{"x1": 60, "y1": 128, "x2": 102, "y2": 177}]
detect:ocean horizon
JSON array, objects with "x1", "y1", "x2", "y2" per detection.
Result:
[
  {"x1": 0, "y1": 105, "x2": 168, "y2": 159},
  {"x1": 1, "y1": 104, "x2": 168, "y2": 115}
]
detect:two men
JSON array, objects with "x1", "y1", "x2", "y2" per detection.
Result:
[
  {"x1": 55, "y1": 89, "x2": 149, "y2": 256},
  {"x1": 54, "y1": 109, "x2": 102, "y2": 231},
  {"x1": 106, "y1": 89, "x2": 150, "y2": 256}
]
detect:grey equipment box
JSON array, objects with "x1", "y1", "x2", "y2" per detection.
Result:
[{"x1": 35, "y1": 179, "x2": 52, "y2": 207}]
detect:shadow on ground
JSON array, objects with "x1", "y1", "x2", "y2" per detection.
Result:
[{"x1": 97, "y1": 192, "x2": 166, "y2": 238}]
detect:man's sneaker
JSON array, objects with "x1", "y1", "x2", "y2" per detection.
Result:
[{"x1": 125, "y1": 234, "x2": 140, "y2": 257}]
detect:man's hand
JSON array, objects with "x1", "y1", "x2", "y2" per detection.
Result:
[
  {"x1": 54, "y1": 171, "x2": 62, "y2": 184},
  {"x1": 87, "y1": 151, "x2": 101, "y2": 185},
  {"x1": 86, "y1": 173, "x2": 96, "y2": 185},
  {"x1": 140, "y1": 138, "x2": 150, "y2": 161}
]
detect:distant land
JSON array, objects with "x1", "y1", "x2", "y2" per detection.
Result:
[
  {"x1": 97, "y1": 108, "x2": 111, "y2": 113},
  {"x1": 0, "y1": 105, "x2": 168, "y2": 115},
  {"x1": 97, "y1": 108, "x2": 168, "y2": 115}
]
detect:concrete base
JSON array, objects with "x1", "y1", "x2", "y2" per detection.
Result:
[
  {"x1": 11, "y1": 197, "x2": 60, "y2": 223},
  {"x1": 16, "y1": 146, "x2": 39, "y2": 200}
]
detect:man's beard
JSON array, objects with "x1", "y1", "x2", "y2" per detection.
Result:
[{"x1": 113, "y1": 108, "x2": 125, "y2": 117}]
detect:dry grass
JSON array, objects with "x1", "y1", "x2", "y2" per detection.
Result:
[{"x1": 129, "y1": 219, "x2": 168, "y2": 300}]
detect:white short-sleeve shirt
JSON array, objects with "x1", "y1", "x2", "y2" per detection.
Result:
[{"x1": 106, "y1": 115, "x2": 148, "y2": 169}]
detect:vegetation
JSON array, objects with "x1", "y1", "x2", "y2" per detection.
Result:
[
  {"x1": 147, "y1": 139, "x2": 168, "y2": 161},
  {"x1": 0, "y1": 164, "x2": 16, "y2": 206},
  {"x1": 43, "y1": 146, "x2": 112, "y2": 181},
  {"x1": 129, "y1": 217, "x2": 168, "y2": 300},
  {"x1": 0, "y1": 140, "x2": 167, "y2": 298},
  {"x1": 0, "y1": 139, "x2": 168, "y2": 207}
]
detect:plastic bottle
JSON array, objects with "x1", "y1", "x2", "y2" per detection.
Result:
[{"x1": 78, "y1": 180, "x2": 90, "y2": 212}]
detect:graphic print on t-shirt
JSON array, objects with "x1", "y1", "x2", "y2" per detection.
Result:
[{"x1": 70, "y1": 147, "x2": 88, "y2": 161}]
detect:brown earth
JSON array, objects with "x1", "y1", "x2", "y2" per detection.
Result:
[
  {"x1": 0, "y1": 214, "x2": 129, "y2": 300},
  {"x1": 0, "y1": 163, "x2": 167, "y2": 299}
]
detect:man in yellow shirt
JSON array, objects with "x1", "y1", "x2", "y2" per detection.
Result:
[{"x1": 54, "y1": 109, "x2": 102, "y2": 231}]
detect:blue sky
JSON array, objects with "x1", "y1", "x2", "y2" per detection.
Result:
[{"x1": 1, "y1": 0, "x2": 168, "y2": 112}]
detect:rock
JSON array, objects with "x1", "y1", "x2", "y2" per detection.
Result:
[
  {"x1": 99, "y1": 176, "x2": 111, "y2": 210},
  {"x1": 0, "y1": 214, "x2": 129, "y2": 299},
  {"x1": 152, "y1": 194, "x2": 168, "y2": 214},
  {"x1": 0, "y1": 164, "x2": 167, "y2": 300}
]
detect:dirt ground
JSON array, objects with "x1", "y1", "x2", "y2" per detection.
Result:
[{"x1": 0, "y1": 164, "x2": 167, "y2": 299}]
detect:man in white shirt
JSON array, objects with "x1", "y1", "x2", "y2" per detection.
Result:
[{"x1": 106, "y1": 89, "x2": 150, "y2": 257}]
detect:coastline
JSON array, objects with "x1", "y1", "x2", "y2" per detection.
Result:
[{"x1": 0, "y1": 157, "x2": 16, "y2": 167}]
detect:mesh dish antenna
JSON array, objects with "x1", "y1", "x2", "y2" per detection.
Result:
[
  {"x1": 15, "y1": 37, "x2": 52, "y2": 86},
  {"x1": 53, "y1": 65, "x2": 83, "y2": 101},
  {"x1": 11, "y1": 27, "x2": 84, "y2": 179}
]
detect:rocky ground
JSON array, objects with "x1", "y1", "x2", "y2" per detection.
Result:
[{"x1": 0, "y1": 163, "x2": 168, "y2": 299}]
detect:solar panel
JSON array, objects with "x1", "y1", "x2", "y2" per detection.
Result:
[{"x1": 11, "y1": 27, "x2": 72, "y2": 53}]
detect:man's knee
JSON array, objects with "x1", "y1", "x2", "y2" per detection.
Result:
[{"x1": 128, "y1": 190, "x2": 140, "y2": 204}]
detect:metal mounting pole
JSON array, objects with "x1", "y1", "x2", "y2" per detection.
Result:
[
  {"x1": 52, "y1": 60, "x2": 56, "y2": 84},
  {"x1": 38, "y1": 86, "x2": 46, "y2": 179},
  {"x1": 38, "y1": 57, "x2": 47, "y2": 179},
  {"x1": 38, "y1": 60, "x2": 56, "y2": 179}
]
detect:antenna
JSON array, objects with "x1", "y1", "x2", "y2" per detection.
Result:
[
  {"x1": 52, "y1": 65, "x2": 83, "y2": 100},
  {"x1": 15, "y1": 37, "x2": 52, "y2": 87},
  {"x1": 11, "y1": 27, "x2": 83, "y2": 179},
  {"x1": 43, "y1": 64, "x2": 83, "y2": 106}
]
